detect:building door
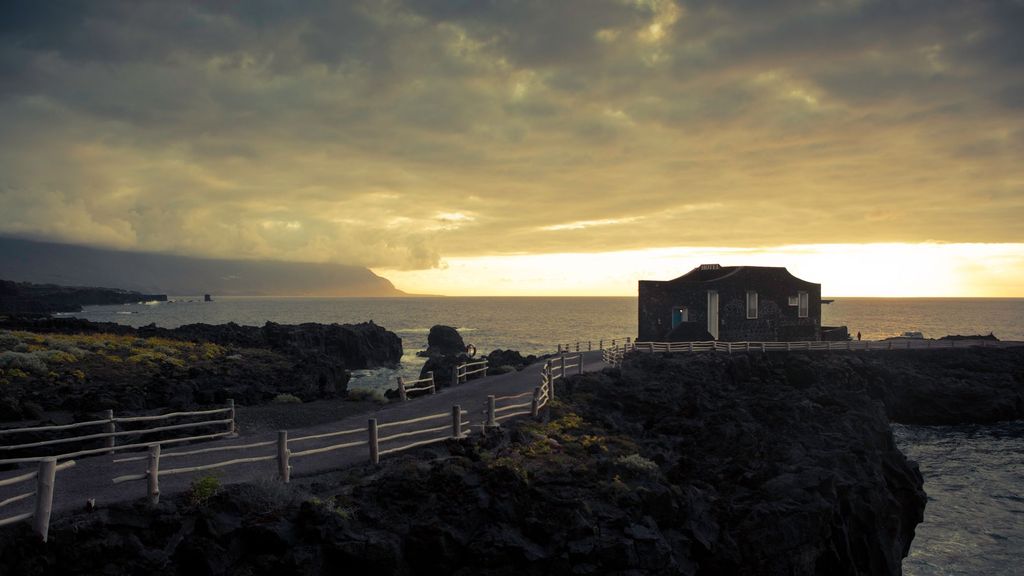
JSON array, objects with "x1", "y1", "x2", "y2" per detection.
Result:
[
  {"x1": 707, "y1": 291, "x2": 719, "y2": 340},
  {"x1": 671, "y1": 306, "x2": 688, "y2": 328}
]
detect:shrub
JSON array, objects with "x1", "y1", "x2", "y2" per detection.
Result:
[
  {"x1": 0, "y1": 351, "x2": 47, "y2": 374},
  {"x1": 308, "y1": 496, "x2": 353, "y2": 520},
  {"x1": 186, "y1": 475, "x2": 221, "y2": 507},
  {"x1": 45, "y1": 339, "x2": 90, "y2": 357},
  {"x1": 272, "y1": 393, "x2": 302, "y2": 404},
  {"x1": 614, "y1": 453, "x2": 660, "y2": 476},
  {"x1": 36, "y1": 350, "x2": 79, "y2": 364},
  {"x1": 0, "y1": 332, "x2": 20, "y2": 351},
  {"x1": 198, "y1": 342, "x2": 225, "y2": 360}
]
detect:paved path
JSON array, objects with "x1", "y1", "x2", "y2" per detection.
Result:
[{"x1": 0, "y1": 352, "x2": 607, "y2": 519}]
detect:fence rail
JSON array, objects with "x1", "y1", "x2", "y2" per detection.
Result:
[
  {"x1": 0, "y1": 400, "x2": 237, "y2": 466},
  {"x1": 396, "y1": 371, "x2": 436, "y2": 401},
  {"x1": 557, "y1": 337, "x2": 631, "y2": 354},
  {"x1": 0, "y1": 458, "x2": 75, "y2": 541},
  {"x1": 633, "y1": 338, "x2": 1018, "y2": 354},
  {"x1": 113, "y1": 402, "x2": 488, "y2": 502}
]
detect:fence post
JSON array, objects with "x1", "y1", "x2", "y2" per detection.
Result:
[
  {"x1": 278, "y1": 430, "x2": 290, "y2": 483},
  {"x1": 428, "y1": 371, "x2": 436, "y2": 394},
  {"x1": 451, "y1": 405, "x2": 462, "y2": 439},
  {"x1": 147, "y1": 445, "x2": 160, "y2": 506},
  {"x1": 103, "y1": 409, "x2": 116, "y2": 454},
  {"x1": 486, "y1": 395, "x2": 496, "y2": 428},
  {"x1": 599, "y1": 339, "x2": 603, "y2": 350},
  {"x1": 227, "y1": 399, "x2": 236, "y2": 435},
  {"x1": 575, "y1": 342, "x2": 579, "y2": 353},
  {"x1": 451, "y1": 365, "x2": 459, "y2": 388},
  {"x1": 368, "y1": 419, "x2": 379, "y2": 465},
  {"x1": 549, "y1": 365, "x2": 557, "y2": 401},
  {"x1": 397, "y1": 377, "x2": 408, "y2": 402},
  {"x1": 531, "y1": 387, "x2": 541, "y2": 418},
  {"x1": 32, "y1": 457, "x2": 57, "y2": 542},
  {"x1": 559, "y1": 355, "x2": 566, "y2": 378},
  {"x1": 578, "y1": 353, "x2": 584, "y2": 375},
  {"x1": 626, "y1": 337, "x2": 631, "y2": 346}
]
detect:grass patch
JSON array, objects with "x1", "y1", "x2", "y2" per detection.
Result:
[{"x1": 273, "y1": 393, "x2": 302, "y2": 404}]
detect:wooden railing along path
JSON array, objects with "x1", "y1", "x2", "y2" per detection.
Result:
[
  {"x1": 0, "y1": 401, "x2": 237, "y2": 466},
  {"x1": 0, "y1": 458, "x2": 76, "y2": 542},
  {"x1": 394, "y1": 358, "x2": 490, "y2": 401},
  {"x1": 632, "y1": 338, "x2": 1017, "y2": 354},
  {"x1": 1, "y1": 351, "x2": 597, "y2": 540},
  {"x1": 596, "y1": 337, "x2": 1020, "y2": 367}
]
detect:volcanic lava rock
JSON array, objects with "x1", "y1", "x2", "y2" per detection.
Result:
[
  {"x1": 422, "y1": 325, "x2": 466, "y2": 358},
  {"x1": 0, "y1": 352, "x2": 929, "y2": 575}
]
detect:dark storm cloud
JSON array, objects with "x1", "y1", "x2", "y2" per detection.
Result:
[{"x1": 0, "y1": 0, "x2": 1020, "y2": 267}]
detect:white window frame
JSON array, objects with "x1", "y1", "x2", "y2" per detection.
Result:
[
  {"x1": 746, "y1": 290, "x2": 758, "y2": 319},
  {"x1": 798, "y1": 291, "x2": 809, "y2": 318},
  {"x1": 788, "y1": 295, "x2": 799, "y2": 306}
]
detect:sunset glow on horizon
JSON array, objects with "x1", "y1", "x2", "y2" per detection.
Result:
[{"x1": 377, "y1": 243, "x2": 1024, "y2": 297}]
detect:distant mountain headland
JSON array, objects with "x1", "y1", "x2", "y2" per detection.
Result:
[{"x1": 0, "y1": 237, "x2": 405, "y2": 297}]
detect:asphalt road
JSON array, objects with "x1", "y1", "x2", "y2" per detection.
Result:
[{"x1": 0, "y1": 351, "x2": 607, "y2": 521}]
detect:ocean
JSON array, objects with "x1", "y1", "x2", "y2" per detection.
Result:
[{"x1": 67, "y1": 296, "x2": 1024, "y2": 575}]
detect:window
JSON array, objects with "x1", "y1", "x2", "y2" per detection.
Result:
[
  {"x1": 798, "y1": 291, "x2": 809, "y2": 318},
  {"x1": 788, "y1": 295, "x2": 799, "y2": 306},
  {"x1": 746, "y1": 291, "x2": 758, "y2": 319}
]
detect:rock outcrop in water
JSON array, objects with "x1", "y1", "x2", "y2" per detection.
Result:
[
  {"x1": 420, "y1": 324, "x2": 467, "y2": 357},
  {"x1": 0, "y1": 352, "x2": 926, "y2": 574},
  {"x1": 417, "y1": 325, "x2": 472, "y2": 388}
]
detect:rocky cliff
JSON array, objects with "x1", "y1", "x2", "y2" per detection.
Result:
[
  {"x1": 0, "y1": 352, "x2": 927, "y2": 574},
  {"x1": 766, "y1": 347, "x2": 1024, "y2": 425}
]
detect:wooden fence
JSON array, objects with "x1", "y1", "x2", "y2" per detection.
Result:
[
  {"x1": 393, "y1": 358, "x2": 489, "y2": 402},
  {"x1": 0, "y1": 401, "x2": 237, "y2": 466},
  {"x1": 602, "y1": 345, "x2": 627, "y2": 367},
  {"x1": 633, "y1": 338, "x2": 1018, "y2": 354},
  {"x1": 112, "y1": 403, "x2": 477, "y2": 502},
  {"x1": 481, "y1": 353, "x2": 575, "y2": 426},
  {"x1": 453, "y1": 359, "x2": 488, "y2": 385},
  {"x1": 557, "y1": 337, "x2": 631, "y2": 354},
  {"x1": 0, "y1": 458, "x2": 76, "y2": 541},
  {"x1": 396, "y1": 371, "x2": 436, "y2": 400}
]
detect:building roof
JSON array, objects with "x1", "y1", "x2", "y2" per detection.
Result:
[{"x1": 660, "y1": 264, "x2": 815, "y2": 284}]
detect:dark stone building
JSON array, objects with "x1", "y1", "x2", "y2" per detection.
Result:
[{"x1": 638, "y1": 264, "x2": 822, "y2": 342}]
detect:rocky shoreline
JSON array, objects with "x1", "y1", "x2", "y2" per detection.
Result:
[
  {"x1": 0, "y1": 279, "x2": 167, "y2": 316},
  {"x1": 0, "y1": 350, "x2": 945, "y2": 575},
  {"x1": 0, "y1": 318, "x2": 402, "y2": 423}
]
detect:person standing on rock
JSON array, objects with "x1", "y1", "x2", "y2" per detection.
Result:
[{"x1": 857, "y1": 331, "x2": 862, "y2": 341}]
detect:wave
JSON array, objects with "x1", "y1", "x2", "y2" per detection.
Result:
[{"x1": 397, "y1": 327, "x2": 478, "y2": 334}]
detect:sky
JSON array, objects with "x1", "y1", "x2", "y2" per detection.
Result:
[{"x1": 0, "y1": 0, "x2": 1021, "y2": 296}]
